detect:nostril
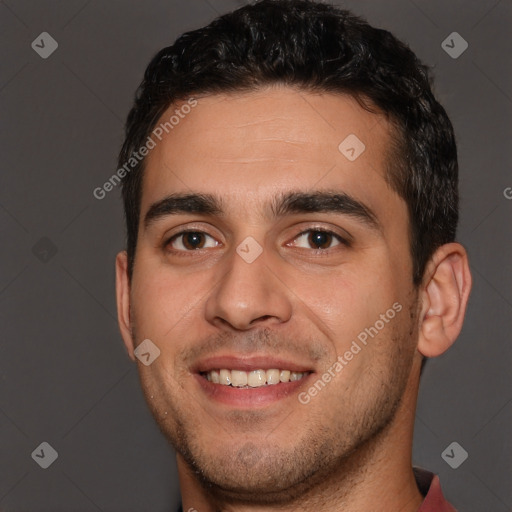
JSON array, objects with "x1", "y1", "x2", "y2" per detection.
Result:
[{"x1": 251, "y1": 315, "x2": 274, "y2": 324}]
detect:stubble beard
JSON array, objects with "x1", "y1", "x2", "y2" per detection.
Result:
[{"x1": 135, "y1": 302, "x2": 419, "y2": 507}]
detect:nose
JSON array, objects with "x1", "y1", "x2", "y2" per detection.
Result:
[{"x1": 205, "y1": 246, "x2": 292, "y2": 331}]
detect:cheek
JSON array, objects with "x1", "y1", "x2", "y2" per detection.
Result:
[
  {"x1": 294, "y1": 264, "x2": 400, "y2": 346},
  {"x1": 129, "y1": 267, "x2": 209, "y2": 349}
]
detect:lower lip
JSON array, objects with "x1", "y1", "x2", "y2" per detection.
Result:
[{"x1": 194, "y1": 373, "x2": 313, "y2": 408}]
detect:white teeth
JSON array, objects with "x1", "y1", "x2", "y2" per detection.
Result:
[
  {"x1": 204, "y1": 368, "x2": 308, "y2": 387},
  {"x1": 219, "y1": 369, "x2": 231, "y2": 385},
  {"x1": 248, "y1": 369, "x2": 266, "y2": 387},
  {"x1": 231, "y1": 370, "x2": 248, "y2": 387},
  {"x1": 266, "y1": 369, "x2": 280, "y2": 385}
]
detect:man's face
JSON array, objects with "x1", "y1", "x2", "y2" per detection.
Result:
[{"x1": 122, "y1": 87, "x2": 421, "y2": 499}]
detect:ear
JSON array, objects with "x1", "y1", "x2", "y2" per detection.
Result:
[
  {"x1": 417, "y1": 242, "x2": 472, "y2": 358},
  {"x1": 115, "y1": 251, "x2": 136, "y2": 361}
]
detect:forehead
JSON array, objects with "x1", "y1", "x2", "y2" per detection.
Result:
[{"x1": 141, "y1": 87, "x2": 396, "y2": 219}]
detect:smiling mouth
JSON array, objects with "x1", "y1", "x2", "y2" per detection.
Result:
[{"x1": 201, "y1": 369, "x2": 311, "y2": 388}]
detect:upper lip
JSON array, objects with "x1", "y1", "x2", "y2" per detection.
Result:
[{"x1": 192, "y1": 354, "x2": 315, "y2": 374}]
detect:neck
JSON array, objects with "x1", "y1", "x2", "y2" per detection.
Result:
[{"x1": 177, "y1": 364, "x2": 424, "y2": 512}]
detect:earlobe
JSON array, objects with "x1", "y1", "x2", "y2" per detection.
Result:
[
  {"x1": 417, "y1": 243, "x2": 472, "y2": 358},
  {"x1": 115, "y1": 251, "x2": 136, "y2": 361}
]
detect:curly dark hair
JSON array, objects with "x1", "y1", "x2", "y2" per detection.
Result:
[{"x1": 119, "y1": 0, "x2": 458, "y2": 286}]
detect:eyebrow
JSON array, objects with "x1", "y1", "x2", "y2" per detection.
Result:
[
  {"x1": 144, "y1": 193, "x2": 223, "y2": 228},
  {"x1": 143, "y1": 190, "x2": 380, "y2": 232}
]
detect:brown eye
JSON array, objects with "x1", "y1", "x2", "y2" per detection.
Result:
[
  {"x1": 292, "y1": 230, "x2": 344, "y2": 250},
  {"x1": 169, "y1": 231, "x2": 218, "y2": 251},
  {"x1": 308, "y1": 231, "x2": 334, "y2": 249}
]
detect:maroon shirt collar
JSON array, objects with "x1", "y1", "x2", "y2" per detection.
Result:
[{"x1": 414, "y1": 467, "x2": 457, "y2": 511}]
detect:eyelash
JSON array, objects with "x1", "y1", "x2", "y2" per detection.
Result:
[
  {"x1": 291, "y1": 228, "x2": 351, "y2": 252},
  {"x1": 163, "y1": 228, "x2": 350, "y2": 256}
]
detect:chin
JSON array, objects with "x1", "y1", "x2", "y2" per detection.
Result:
[{"x1": 176, "y1": 433, "x2": 338, "y2": 505}]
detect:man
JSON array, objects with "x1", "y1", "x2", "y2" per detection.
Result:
[{"x1": 115, "y1": 1, "x2": 472, "y2": 510}]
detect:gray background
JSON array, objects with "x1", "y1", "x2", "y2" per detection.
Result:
[{"x1": 0, "y1": 0, "x2": 511, "y2": 510}]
